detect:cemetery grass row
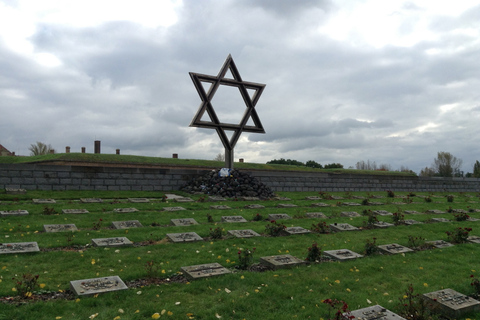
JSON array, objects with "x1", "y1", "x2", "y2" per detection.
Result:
[{"x1": 1, "y1": 190, "x2": 480, "y2": 319}]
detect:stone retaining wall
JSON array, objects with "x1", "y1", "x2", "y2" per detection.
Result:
[{"x1": 1, "y1": 163, "x2": 479, "y2": 192}]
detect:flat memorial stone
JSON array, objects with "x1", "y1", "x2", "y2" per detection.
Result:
[
  {"x1": 329, "y1": 223, "x2": 359, "y2": 232},
  {"x1": 259, "y1": 254, "x2": 305, "y2": 270},
  {"x1": 5, "y1": 188, "x2": 26, "y2": 194},
  {"x1": 244, "y1": 204, "x2": 265, "y2": 209},
  {"x1": 378, "y1": 243, "x2": 414, "y2": 254},
  {"x1": 311, "y1": 202, "x2": 330, "y2": 207},
  {"x1": 277, "y1": 203, "x2": 298, "y2": 208},
  {"x1": 305, "y1": 196, "x2": 323, "y2": 200},
  {"x1": 373, "y1": 210, "x2": 393, "y2": 216},
  {"x1": 467, "y1": 217, "x2": 480, "y2": 222},
  {"x1": 268, "y1": 213, "x2": 292, "y2": 220},
  {"x1": 163, "y1": 206, "x2": 186, "y2": 212},
  {"x1": 430, "y1": 218, "x2": 450, "y2": 223},
  {"x1": 453, "y1": 209, "x2": 469, "y2": 214},
  {"x1": 208, "y1": 196, "x2": 226, "y2": 202},
  {"x1": 241, "y1": 196, "x2": 260, "y2": 201},
  {"x1": 367, "y1": 201, "x2": 383, "y2": 206},
  {"x1": 323, "y1": 249, "x2": 363, "y2": 261},
  {"x1": 426, "y1": 240, "x2": 454, "y2": 248},
  {"x1": 283, "y1": 227, "x2": 311, "y2": 235},
  {"x1": 404, "y1": 210, "x2": 422, "y2": 214},
  {"x1": 167, "y1": 232, "x2": 203, "y2": 243},
  {"x1": 228, "y1": 229, "x2": 261, "y2": 238},
  {"x1": 305, "y1": 212, "x2": 328, "y2": 219},
  {"x1": 70, "y1": 276, "x2": 128, "y2": 296},
  {"x1": 170, "y1": 218, "x2": 199, "y2": 226},
  {"x1": 404, "y1": 219, "x2": 423, "y2": 225},
  {"x1": 423, "y1": 288, "x2": 480, "y2": 318},
  {"x1": 0, "y1": 242, "x2": 39, "y2": 254},
  {"x1": 221, "y1": 216, "x2": 247, "y2": 223},
  {"x1": 210, "y1": 205, "x2": 231, "y2": 210},
  {"x1": 175, "y1": 197, "x2": 194, "y2": 203},
  {"x1": 111, "y1": 220, "x2": 143, "y2": 229},
  {"x1": 373, "y1": 221, "x2": 395, "y2": 228},
  {"x1": 128, "y1": 198, "x2": 149, "y2": 203},
  {"x1": 62, "y1": 209, "x2": 89, "y2": 214},
  {"x1": 33, "y1": 199, "x2": 56, "y2": 204},
  {"x1": 341, "y1": 211, "x2": 360, "y2": 217},
  {"x1": 113, "y1": 208, "x2": 138, "y2": 213},
  {"x1": 468, "y1": 236, "x2": 480, "y2": 244},
  {"x1": 80, "y1": 198, "x2": 102, "y2": 203},
  {"x1": 44, "y1": 224, "x2": 78, "y2": 232},
  {"x1": 181, "y1": 263, "x2": 231, "y2": 280},
  {"x1": 341, "y1": 202, "x2": 361, "y2": 206},
  {"x1": 426, "y1": 209, "x2": 445, "y2": 214},
  {"x1": 347, "y1": 305, "x2": 406, "y2": 320},
  {"x1": 91, "y1": 237, "x2": 133, "y2": 247},
  {"x1": 273, "y1": 196, "x2": 291, "y2": 201},
  {"x1": 164, "y1": 193, "x2": 185, "y2": 200},
  {"x1": 0, "y1": 210, "x2": 29, "y2": 216}
]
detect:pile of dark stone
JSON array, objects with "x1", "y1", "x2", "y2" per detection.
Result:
[{"x1": 180, "y1": 169, "x2": 275, "y2": 199}]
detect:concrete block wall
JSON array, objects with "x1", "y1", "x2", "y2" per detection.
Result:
[{"x1": 1, "y1": 163, "x2": 479, "y2": 192}]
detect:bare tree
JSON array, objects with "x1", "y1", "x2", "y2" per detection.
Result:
[
  {"x1": 213, "y1": 153, "x2": 225, "y2": 162},
  {"x1": 419, "y1": 166, "x2": 436, "y2": 177},
  {"x1": 29, "y1": 142, "x2": 55, "y2": 156},
  {"x1": 432, "y1": 152, "x2": 462, "y2": 177}
]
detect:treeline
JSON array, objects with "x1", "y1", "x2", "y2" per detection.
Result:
[
  {"x1": 355, "y1": 160, "x2": 413, "y2": 173},
  {"x1": 266, "y1": 158, "x2": 343, "y2": 169}
]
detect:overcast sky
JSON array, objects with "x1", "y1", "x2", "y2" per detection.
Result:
[{"x1": 1, "y1": 0, "x2": 479, "y2": 173}]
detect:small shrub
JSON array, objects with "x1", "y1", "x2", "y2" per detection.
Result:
[
  {"x1": 470, "y1": 274, "x2": 480, "y2": 298},
  {"x1": 209, "y1": 227, "x2": 225, "y2": 240},
  {"x1": 403, "y1": 196, "x2": 413, "y2": 204},
  {"x1": 453, "y1": 211, "x2": 470, "y2": 221},
  {"x1": 407, "y1": 235, "x2": 426, "y2": 249},
  {"x1": 319, "y1": 191, "x2": 333, "y2": 200},
  {"x1": 145, "y1": 260, "x2": 159, "y2": 279},
  {"x1": 446, "y1": 206, "x2": 454, "y2": 213},
  {"x1": 305, "y1": 242, "x2": 322, "y2": 262},
  {"x1": 392, "y1": 211, "x2": 405, "y2": 225},
  {"x1": 408, "y1": 192, "x2": 416, "y2": 197},
  {"x1": 446, "y1": 227, "x2": 472, "y2": 243},
  {"x1": 311, "y1": 221, "x2": 331, "y2": 234},
  {"x1": 323, "y1": 298, "x2": 353, "y2": 320},
  {"x1": 363, "y1": 210, "x2": 378, "y2": 227},
  {"x1": 397, "y1": 284, "x2": 438, "y2": 320},
  {"x1": 237, "y1": 248, "x2": 255, "y2": 270},
  {"x1": 424, "y1": 196, "x2": 432, "y2": 203},
  {"x1": 42, "y1": 206, "x2": 57, "y2": 215},
  {"x1": 252, "y1": 213, "x2": 263, "y2": 221},
  {"x1": 446, "y1": 194, "x2": 454, "y2": 202},
  {"x1": 197, "y1": 195, "x2": 206, "y2": 202},
  {"x1": 361, "y1": 198, "x2": 370, "y2": 206},
  {"x1": 265, "y1": 220, "x2": 286, "y2": 237},
  {"x1": 206, "y1": 213, "x2": 214, "y2": 223},
  {"x1": 364, "y1": 237, "x2": 379, "y2": 255},
  {"x1": 161, "y1": 195, "x2": 168, "y2": 202},
  {"x1": 12, "y1": 273, "x2": 39, "y2": 298},
  {"x1": 92, "y1": 219, "x2": 103, "y2": 230},
  {"x1": 386, "y1": 190, "x2": 395, "y2": 198}
]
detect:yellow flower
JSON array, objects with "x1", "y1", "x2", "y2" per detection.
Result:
[
  {"x1": 75, "y1": 298, "x2": 81, "y2": 303},
  {"x1": 152, "y1": 313, "x2": 160, "y2": 319},
  {"x1": 91, "y1": 259, "x2": 96, "y2": 265},
  {"x1": 240, "y1": 275, "x2": 245, "y2": 279},
  {"x1": 162, "y1": 269, "x2": 166, "y2": 274}
]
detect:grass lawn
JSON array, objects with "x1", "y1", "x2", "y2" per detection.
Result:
[{"x1": 1, "y1": 190, "x2": 479, "y2": 319}]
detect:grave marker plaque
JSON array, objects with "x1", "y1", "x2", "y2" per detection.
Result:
[
  {"x1": 33, "y1": 199, "x2": 56, "y2": 204},
  {"x1": 467, "y1": 236, "x2": 480, "y2": 244},
  {"x1": 113, "y1": 208, "x2": 138, "y2": 213},
  {"x1": 329, "y1": 223, "x2": 359, "y2": 232},
  {"x1": 277, "y1": 203, "x2": 298, "y2": 208},
  {"x1": 80, "y1": 198, "x2": 102, "y2": 203},
  {"x1": 175, "y1": 197, "x2": 194, "y2": 203},
  {"x1": 423, "y1": 288, "x2": 480, "y2": 318},
  {"x1": 268, "y1": 213, "x2": 292, "y2": 220},
  {"x1": 244, "y1": 204, "x2": 265, "y2": 209},
  {"x1": 305, "y1": 196, "x2": 322, "y2": 200},
  {"x1": 210, "y1": 205, "x2": 231, "y2": 210},
  {"x1": 5, "y1": 188, "x2": 26, "y2": 194},
  {"x1": 221, "y1": 216, "x2": 247, "y2": 223},
  {"x1": 208, "y1": 196, "x2": 226, "y2": 202},
  {"x1": 181, "y1": 263, "x2": 231, "y2": 280},
  {"x1": 91, "y1": 237, "x2": 133, "y2": 247},
  {"x1": 404, "y1": 219, "x2": 423, "y2": 225},
  {"x1": 378, "y1": 243, "x2": 414, "y2": 254},
  {"x1": 128, "y1": 198, "x2": 150, "y2": 203},
  {"x1": 0, "y1": 209, "x2": 29, "y2": 216},
  {"x1": 283, "y1": 227, "x2": 311, "y2": 235},
  {"x1": 164, "y1": 194, "x2": 185, "y2": 200},
  {"x1": 62, "y1": 209, "x2": 89, "y2": 214},
  {"x1": 170, "y1": 218, "x2": 199, "y2": 226},
  {"x1": 274, "y1": 196, "x2": 291, "y2": 201},
  {"x1": 163, "y1": 206, "x2": 186, "y2": 212},
  {"x1": 430, "y1": 218, "x2": 450, "y2": 223},
  {"x1": 0, "y1": 242, "x2": 39, "y2": 254},
  {"x1": 404, "y1": 210, "x2": 422, "y2": 215},
  {"x1": 111, "y1": 220, "x2": 143, "y2": 229},
  {"x1": 44, "y1": 224, "x2": 78, "y2": 232},
  {"x1": 373, "y1": 221, "x2": 395, "y2": 229},
  {"x1": 347, "y1": 305, "x2": 406, "y2": 320},
  {"x1": 341, "y1": 211, "x2": 360, "y2": 217},
  {"x1": 167, "y1": 232, "x2": 203, "y2": 243},
  {"x1": 259, "y1": 254, "x2": 305, "y2": 270},
  {"x1": 228, "y1": 229, "x2": 261, "y2": 238},
  {"x1": 323, "y1": 249, "x2": 363, "y2": 261},
  {"x1": 426, "y1": 240, "x2": 454, "y2": 248},
  {"x1": 311, "y1": 202, "x2": 330, "y2": 207},
  {"x1": 241, "y1": 196, "x2": 260, "y2": 201},
  {"x1": 373, "y1": 210, "x2": 393, "y2": 216},
  {"x1": 305, "y1": 212, "x2": 328, "y2": 219},
  {"x1": 426, "y1": 209, "x2": 445, "y2": 214},
  {"x1": 70, "y1": 276, "x2": 128, "y2": 296}
]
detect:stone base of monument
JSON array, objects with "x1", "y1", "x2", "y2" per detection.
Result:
[
  {"x1": 329, "y1": 223, "x2": 359, "y2": 232},
  {"x1": 423, "y1": 288, "x2": 480, "y2": 318},
  {"x1": 282, "y1": 227, "x2": 311, "y2": 235},
  {"x1": 268, "y1": 213, "x2": 292, "y2": 220},
  {"x1": 163, "y1": 206, "x2": 186, "y2": 212},
  {"x1": 346, "y1": 305, "x2": 406, "y2": 320},
  {"x1": 80, "y1": 198, "x2": 102, "y2": 203},
  {"x1": 70, "y1": 276, "x2": 128, "y2": 296},
  {"x1": 91, "y1": 237, "x2": 133, "y2": 247},
  {"x1": 181, "y1": 263, "x2": 231, "y2": 280},
  {"x1": 259, "y1": 254, "x2": 305, "y2": 270},
  {"x1": 0, "y1": 210, "x2": 29, "y2": 216},
  {"x1": 171, "y1": 218, "x2": 199, "y2": 226},
  {"x1": 111, "y1": 220, "x2": 143, "y2": 229},
  {"x1": 113, "y1": 208, "x2": 138, "y2": 213},
  {"x1": 323, "y1": 249, "x2": 363, "y2": 261},
  {"x1": 0, "y1": 242, "x2": 40, "y2": 254},
  {"x1": 305, "y1": 212, "x2": 327, "y2": 219},
  {"x1": 5, "y1": 188, "x2": 26, "y2": 194},
  {"x1": 211, "y1": 205, "x2": 231, "y2": 210},
  {"x1": 311, "y1": 202, "x2": 330, "y2": 207},
  {"x1": 33, "y1": 198, "x2": 56, "y2": 204},
  {"x1": 62, "y1": 209, "x2": 89, "y2": 214},
  {"x1": 167, "y1": 232, "x2": 203, "y2": 242},
  {"x1": 378, "y1": 243, "x2": 414, "y2": 255},
  {"x1": 128, "y1": 198, "x2": 150, "y2": 203},
  {"x1": 228, "y1": 229, "x2": 261, "y2": 238},
  {"x1": 426, "y1": 240, "x2": 454, "y2": 248},
  {"x1": 221, "y1": 216, "x2": 247, "y2": 223},
  {"x1": 44, "y1": 224, "x2": 78, "y2": 232}
]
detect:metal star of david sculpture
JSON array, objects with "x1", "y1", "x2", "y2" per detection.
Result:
[{"x1": 189, "y1": 54, "x2": 266, "y2": 169}]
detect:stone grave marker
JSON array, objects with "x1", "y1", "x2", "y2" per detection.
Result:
[
  {"x1": 323, "y1": 249, "x2": 363, "y2": 261},
  {"x1": 347, "y1": 305, "x2": 406, "y2": 320},
  {"x1": 210, "y1": 205, "x2": 231, "y2": 210},
  {"x1": 0, "y1": 209, "x2": 29, "y2": 216},
  {"x1": 228, "y1": 229, "x2": 261, "y2": 238},
  {"x1": 423, "y1": 288, "x2": 480, "y2": 318},
  {"x1": 452, "y1": 209, "x2": 469, "y2": 214},
  {"x1": 167, "y1": 232, "x2": 203, "y2": 242},
  {"x1": 329, "y1": 223, "x2": 359, "y2": 232},
  {"x1": 128, "y1": 198, "x2": 149, "y2": 203},
  {"x1": 111, "y1": 220, "x2": 143, "y2": 229},
  {"x1": 163, "y1": 206, "x2": 186, "y2": 212},
  {"x1": 426, "y1": 209, "x2": 445, "y2": 214},
  {"x1": 430, "y1": 218, "x2": 450, "y2": 223},
  {"x1": 113, "y1": 208, "x2": 138, "y2": 213},
  {"x1": 175, "y1": 197, "x2": 194, "y2": 203},
  {"x1": 340, "y1": 211, "x2": 360, "y2": 217},
  {"x1": 268, "y1": 213, "x2": 292, "y2": 220},
  {"x1": 305, "y1": 196, "x2": 322, "y2": 200},
  {"x1": 467, "y1": 236, "x2": 480, "y2": 244},
  {"x1": 170, "y1": 218, "x2": 199, "y2": 226},
  {"x1": 404, "y1": 210, "x2": 422, "y2": 214},
  {"x1": 467, "y1": 217, "x2": 480, "y2": 222},
  {"x1": 367, "y1": 201, "x2": 383, "y2": 205},
  {"x1": 0, "y1": 242, "x2": 39, "y2": 254},
  {"x1": 311, "y1": 202, "x2": 330, "y2": 207},
  {"x1": 244, "y1": 204, "x2": 265, "y2": 209},
  {"x1": 277, "y1": 203, "x2": 298, "y2": 208},
  {"x1": 373, "y1": 210, "x2": 393, "y2": 216},
  {"x1": 273, "y1": 196, "x2": 291, "y2": 201},
  {"x1": 5, "y1": 188, "x2": 26, "y2": 194},
  {"x1": 164, "y1": 193, "x2": 185, "y2": 200},
  {"x1": 305, "y1": 212, "x2": 328, "y2": 219},
  {"x1": 44, "y1": 224, "x2": 78, "y2": 232},
  {"x1": 181, "y1": 263, "x2": 231, "y2": 280},
  {"x1": 241, "y1": 196, "x2": 260, "y2": 201},
  {"x1": 259, "y1": 254, "x2": 305, "y2": 270},
  {"x1": 70, "y1": 276, "x2": 128, "y2": 296},
  {"x1": 331, "y1": 196, "x2": 343, "y2": 200},
  {"x1": 91, "y1": 237, "x2": 133, "y2": 247},
  {"x1": 341, "y1": 202, "x2": 361, "y2": 206},
  {"x1": 221, "y1": 216, "x2": 248, "y2": 223},
  {"x1": 426, "y1": 240, "x2": 454, "y2": 248},
  {"x1": 373, "y1": 221, "x2": 395, "y2": 228},
  {"x1": 404, "y1": 219, "x2": 423, "y2": 225},
  {"x1": 351, "y1": 196, "x2": 365, "y2": 199},
  {"x1": 283, "y1": 227, "x2": 311, "y2": 235},
  {"x1": 62, "y1": 209, "x2": 89, "y2": 214},
  {"x1": 378, "y1": 243, "x2": 414, "y2": 255},
  {"x1": 80, "y1": 198, "x2": 102, "y2": 203},
  {"x1": 33, "y1": 198, "x2": 56, "y2": 204},
  {"x1": 208, "y1": 196, "x2": 226, "y2": 202}
]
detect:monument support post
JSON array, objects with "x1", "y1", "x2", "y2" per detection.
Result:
[{"x1": 225, "y1": 148, "x2": 234, "y2": 169}]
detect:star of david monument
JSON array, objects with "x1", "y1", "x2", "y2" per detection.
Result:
[{"x1": 189, "y1": 54, "x2": 266, "y2": 169}]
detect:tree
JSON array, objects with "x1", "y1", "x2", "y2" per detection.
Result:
[
  {"x1": 29, "y1": 142, "x2": 55, "y2": 156},
  {"x1": 305, "y1": 160, "x2": 322, "y2": 169},
  {"x1": 473, "y1": 160, "x2": 480, "y2": 178},
  {"x1": 432, "y1": 152, "x2": 462, "y2": 177},
  {"x1": 213, "y1": 153, "x2": 225, "y2": 162},
  {"x1": 324, "y1": 163, "x2": 343, "y2": 169},
  {"x1": 419, "y1": 166, "x2": 436, "y2": 177}
]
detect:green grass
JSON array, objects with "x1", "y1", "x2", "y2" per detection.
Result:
[
  {"x1": 1, "y1": 190, "x2": 479, "y2": 319},
  {"x1": 0, "y1": 153, "x2": 417, "y2": 176}
]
